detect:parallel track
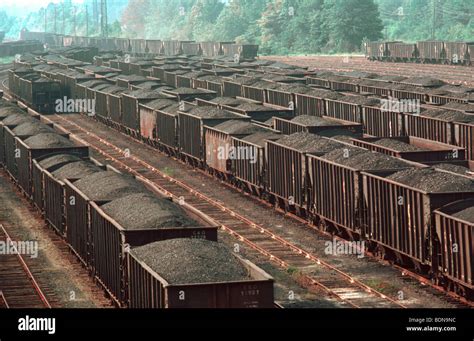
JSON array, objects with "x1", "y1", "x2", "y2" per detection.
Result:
[
  {"x1": 44, "y1": 113, "x2": 407, "y2": 308},
  {"x1": 0, "y1": 223, "x2": 51, "y2": 309}
]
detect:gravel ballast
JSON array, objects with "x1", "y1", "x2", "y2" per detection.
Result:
[
  {"x1": 387, "y1": 168, "x2": 474, "y2": 193},
  {"x1": 101, "y1": 193, "x2": 197, "y2": 230},
  {"x1": 130, "y1": 239, "x2": 249, "y2": 284}
]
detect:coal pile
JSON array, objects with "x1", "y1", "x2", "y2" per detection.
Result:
[
  {"x1": 318, "y1": 130, "x2": 361, "y2": 140},
  {"x1": 168, "y1": 87, "x2": 209, "y2": 95},
  {"x1": 249, "y1": 80, "x2": 281, "y2": 89},
  {"x1": 52, "y1": 161, "x2": 103, "y2": 180},
  {"x1": 421, "y1": 109, "x2": 471, "y2": 122},
  {"x1": 452, "y1": 206, "x2": 474, "y2": 223},
  {"x1": 73, "y1": 171, "x2": 149, "y2": 201},
  {"x1": 130, "y1": 239, "x2": 249, "y2": 284},
  {"x1": 12, "y1": 121, "x2": 54, "y2": 136},
  {"x1": 101, "y1": 193, "x2": 197, "y2": 230},
  {"x1": 142, "y1": 99, "x2": 176, "y2": 111},
  {"x1": 322, "y1": 147, "x2": 411, "y2": 170},
  {"x1": 387, "y1": 168, "x2": 474, "y2": 193},
  {"x1": 212, "y1": 120, "x2": 266, "y2": 135},
  {"x1": 235, "y1": 103, "x2": 273, "y2": 112},
  {"x1": 24, "y1": 133, "x2": 75, "y2": 149},
  {"x1": 306, "y1": 88, "x2": 344, "y2": 100},
  {"x1": 276, "y1": 132, "x2": 344, "y2": 154},
  {"x1": 187, "y1": 107, "x2": 242, "y2": 119},
  {"x1": 1, "y1": 113, "x2": 35, "y2": 126},
  {"x1": 374, "y1": 75, "x2": 407, "y2": 82},
  {"x1": 338, "y1": 96, "x2": 380, "y2": 106},
  {"x1": 443, "y1": 102, "x2": 474, "y2": 114},
  {"x1": 401, "y1": 77, "x2": 445, "y2": 87},
  {"x1": 242, "y1": 131, "x2": 281, "y2": 147},
  {"x1": 433, "y1": 163, "x2": 472, "y2": 176},
  {"x1": 39, "y1": 154, "x2": 82, "y2": 170},
  {"x1": 372, "y1": 138, "x2": 423, "y2": 152},
  {"x1": 291, "y1": 115, "x2": 341, "y2": 126},
  {"x1": 209, "y1": 97, "x2": 247, "y2": 107}
]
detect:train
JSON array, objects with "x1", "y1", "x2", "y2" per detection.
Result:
[
  {"x1": 19, "y1": 30, "x2": 259, "y2": 60},
  {"x1": 366, "y1": 40, "x2": 474, "y2": 65},
  {"x1": 5, "y1": 45, "x2": 474, "y2": 300},
  {"x1": 0, "y1": 99, "x2": 275, "y2": 308}
]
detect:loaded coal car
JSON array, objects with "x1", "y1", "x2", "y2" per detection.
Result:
[
  {"x1": 387, "y1": 42, "x2": 418, "y2": 62},
  {"x1": 361, "y1": 167, "x2": 474, "y2": 273},
  {"x1": 266, "y1": 132, "x2": 345, "y2": 216},
  {"x1": 33, "y1": 155, "x2": 105, "y2": 235},
  {"x1": 265, "y1": 84, "x2": 313, "y2": 111},
  {"x1": 120, "y1": 89, "x2": 173, "y2": 137},
  {"x1": 434, "y1": 199, "x2": 474, "y2": 298},
  {"x1": 427, "y1": 85, "x2": 473, "y2": 105},
  {"x1": 308, "y1": 146, "x2": 418, "y2": 239},
  {"x1": 15, "y1": 132, "x2": 89, "y2": 198},
  {"x1": 294, "y1": 88, "x2": 344, "y2": 117},
  {"x1": 145, "y1": 39, "x2": 163, "y2": 55},
  {"x1": 3, "y1": 119, "x2": 56, "y2": 180},
  {"x1": 178, "y1": 106, "x2": 250, "y2": 167},
  {"x1": 325, "y1": 95, "x2": 380, "y2": 124},
  {"x1": 222, "y1": 102, "x2": 294, "y2": 123},
  {"x1": 351, "y1": 136, "x2": 466, "y2": 164},
  {"x1": 54, "y1": 69, "x2": 95, "y2": 99},
  {"x1": 222, "y1": 75, "x2": 261, "y2": 98},
  {"x1": 94, "y1": 86, "x2": 128, "y2": 123},
  {"x1": 162, "y1": 88, "x2": 217, "y2": 103},
  {"x1": 63, "y1": 169, "x2": 218, "y2": 305},
  {"x1": 127, "y1": 239, "x2": 274, "y2": 308},
  {"x1": 205, "y1": 121, "x2": 270, "y2": 180},
  {"x1": 453, "y1": 116, "x2": 474, "y2": 161},
  {"x1": 404, "y1": 108, "x2": 469, "y2": 145},
  {"x1": 138, "y1": 99, "x2": 178, "y2": 150},
  {"x1": 417, "y1": 41, "x2": 446, "y2": 64},
  {"x1": 365, "y1": 41, "x2": 391, "y2": 61},
  {"x1": 443, "y1": 41, "x2": 474, "y2": 65},
  {"x1": 274, "y1": 115, "x2": 363, "y2": 137},
  {"x1": 231, "y1": 129, "x2": 281, "y2": 197},
  {"x1": 0, "y1": 105, "x2": 30, "y2": 164},
  {"x1": 361, "y1": 101, "x2": 406, "y2": 137},
  {"x1": 74, "y1": 79, "x2": 111, "y2": 103}
]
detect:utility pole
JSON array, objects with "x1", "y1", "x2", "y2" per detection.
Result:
[
  {"x1": 432, "y1": 0, "x2": 436, "y2": 40},
  {"x1": 86, "y1": 5, "x2": 89, "y2": 37},
  {"x1": 62, "y1": 2, "x2": 65, "y2": 35},
  {"x1": 44, "y1": 8, "x2": 47, "y2": 33},
  {"x1": 104, "y1": 0, "x2": 108, "y2": 38},
  {"x1": 54, "y1": 5, "x2": 57, "y2": 34},
  {"x1": 73, "y1": 6, "x2": 76, "y2": 36}
]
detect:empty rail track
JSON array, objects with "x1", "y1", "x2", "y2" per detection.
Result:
[
  {"x1": 42, "y1": 113, "x2": 408, "y2": 308},
  {"x1": 0, "y1": 224, "x2": 51, "y2": 309}
]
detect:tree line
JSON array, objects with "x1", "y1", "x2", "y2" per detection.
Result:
[{"x1": 1, "y1": 0, "x2": 473, "y2": 55}]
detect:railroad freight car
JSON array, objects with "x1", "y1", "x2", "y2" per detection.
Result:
[
  {"x1": 138, "y1": 99, "x2": 178, "y2": 150},
  {"x1": 222, "y1": 103, "x2": 294, "y2": 123},
  {"x1": 120, "y1": 90, "x2": 171, "y2": 136},
  {"x1": 417, "y1": 41, "x2": 446, "y2": 63},
  {"x1": 388, "y1": 42, "x2": 418, "y2": 62},
  {"x1": 231, "y1": 130, "x2": 281, "y2": 196},
  {"x1": 443, "y1": 42, "x2": 474, "y2": 65},
  {"x1": 308, "y1": 147, "x2": 417, "y2": 239},
  {"x1": 34, "y1": 156, "x2": 105, "y2": 235},
  {"x1": 434, "y1": 199, "x2": 474, "y2": 297},
  {"x1": 274, "y1": 115, "x2": 363, "y2": 137},
  {"x1": 361, "y1": 168, "x2": 474, "y2": 271},
  {"x1": 15, "y1": 133, "x2": 89, "y2": 197},
  {"x1": 178, "y1": 107, "x2": 249, "y2": 166},
  {"x1": 205, "y1": 121, "x2": 268, "y2": 179},
  {"x1": 127, "y1": 239, "x2": 274, "y2": 308},
  {"x1": 351, "y1": 136, "x2": 466, "y2": 164},
  {"x1": 266, "y1": 133, "x2": 345, "y2": 215},
  {"x1": 89, "y1": 191, "x2": 219, "y2": 305}
]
